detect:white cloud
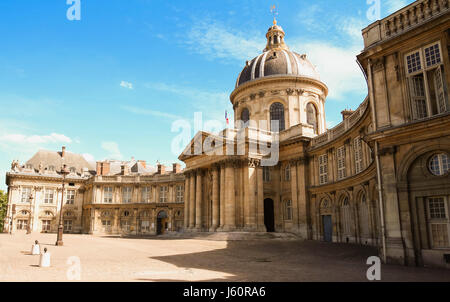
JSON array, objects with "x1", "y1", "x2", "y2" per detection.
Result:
[
  {"x1": 293, "y1": 41, "x2": 366, "y2": 100},
  {"x1": 82, "y1": 153, "x2": 95, "y2": 163},
  {"x1": 101, "y1": 141, "x2": 123, "y2": 160},
  {"x1": 122, "y1": 105, "x2": 183, "y2": 120},
  {"x1": 0, "y1": 133, "x2": 72, "y2": 144},
  {"x1": 185, "y1": 20, "x2": 264, "y2": 63},
  {"x1": 120, "y1": 81, "x2": 134, "y2": 90}
]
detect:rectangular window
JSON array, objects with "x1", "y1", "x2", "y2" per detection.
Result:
[
  {"x1": 42, "y1": 220, "x2": 51, "y2": 232},
  {"x1": 285, "y1": 165, "x2": 291, "y2": 182},
  {"x1": 427, "y1": 197, "x2": 450, "y2": 248},
  {"x1": 319, "y1": 154, "x2": 328, "y2": 185},
  {"x1": 428, "y1": 197, "x2": 447, "y2": 219},
  {"x1": 263, "y1": 167, "x2": 271, "y2": 182},
  {"x1": 424, "y1": 43, "x2": 442, "y2": 68},
  {"x1": 176, "y1": 185, "x2": 184, "y2": 202},
  {"x1": 21, "y1": 187, "x2": 32, "y2": 203},
  {"x1": 104, "y1": 187, "x2": 113, "y2": 203},
  {"x1": 122, "y1": 187, "x2": 132, "y2": 203},
  {"x1": 337, "y1": 146, "x2": 346, "y2": 180},
  {"x1": 285, "y1": 200, "x2": 292, "y2": 220},
  {"x1": 17, "y1": 219, "x2": 28, "y2": 230},
  {"x1": 121, "y1": 220, "x2": 130, "y2": 232},
  {"x1": 406, "y1": 51, "x2": 422, "y2": 74},
  {"x1": 141, "y1": 220, "x2": 150, "y2": 232},
  {"x1": 63, "y1": 220, "x2": 73, "y2": 232},
  {"x1": 405, "y1": 42, "x2": 447, "y2": 120},
  {"x1": 409, "y1": 74, "x2": 428, "y2": 119},
  {"x1": 44, "y1": 189, "x2": 54, "y2": 204},
  {"x1": 159, "y1": 186, "x2": 168, "y2": 203},
  {"x1": 141, "y1": 187, "x2": 151, "y2": 203},
  {"x1": 434, "y1": 67, "x2": 447, "y2": 114},
  {"x1": 354, "y1": 137, "x2": 364, "y2": 174},
  {"x1": 66, "y1": 190, "x2": 75, "y2": 205}
]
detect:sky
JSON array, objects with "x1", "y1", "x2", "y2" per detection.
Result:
[{"x1": 0, "y1": 0, "x2": 415, "y2": 190}]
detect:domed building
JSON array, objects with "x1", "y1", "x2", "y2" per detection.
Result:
[
  {"x1": 231, "y1": 21, "x2": 328, "y2": 135},
  {"x1": 180, "y1": 1, "x2": 450, "y2": 269}
]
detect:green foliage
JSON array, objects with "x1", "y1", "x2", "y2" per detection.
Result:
[{"x1": 0, "y1": 190, "x2": 8, "y2": 232}]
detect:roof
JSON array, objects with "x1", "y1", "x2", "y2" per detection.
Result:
[{"x1": 25, "y1": 149, "x2": 95, "y2": 174}]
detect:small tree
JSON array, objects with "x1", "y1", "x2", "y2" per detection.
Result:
[{"x1": 0, "y1": 190, "x2": 8, "y2": 233}]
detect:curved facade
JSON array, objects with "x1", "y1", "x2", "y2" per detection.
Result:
[{"x1": 180, "y1": 1, "x2": 450, "y2": 269}]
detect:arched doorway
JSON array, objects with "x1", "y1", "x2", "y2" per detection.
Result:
[
  {"x1": 264, "y1": 198, "x2": 275, "y2": 232},
  {"x1": 157, "y1": 210, "x2": 169, "y2": 235}
]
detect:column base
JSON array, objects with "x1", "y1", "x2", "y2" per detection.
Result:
[
  {"x1": 220, "y1": 225, "x2": 237, "y2": 232},
  {"x1": 242, "y1": 225, "x2": 258, "y2": 232}
]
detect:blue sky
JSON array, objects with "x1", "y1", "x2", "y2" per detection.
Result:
[{"x1": 0, "y1": 0, "x2": 414, "y2": 190}]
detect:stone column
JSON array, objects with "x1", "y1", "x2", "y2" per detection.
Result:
[
  {"x1": 195, "y1": 170, "x2": 203, "y2": 230},
  {"x1": 184, "y1": 173, "x2": 190, "y2": 230},
  {"x1": 189, "y1": 171, "x2": 196, "y2": 229},
  {"x1": 290, "y1": 160, "x2": 299, "y2": 232},
  {"x1": 219, "y1": 163, "x2": 226, "y2": 229},
  {"x1": 297, "y1": 158, "x2": 310, "y2": 239},
  {"x1": 211, "y1": 166, "x2": 220, "y2": 231},
  {"x1": 244, "y1": 159, "x2": 257, "y2": 231},
  {"x1": 223, "y1": 161, "x2": 236, "y2": 231},
  {"x1": 256, "y1": 163, "x2": 266, "y2": 232}
]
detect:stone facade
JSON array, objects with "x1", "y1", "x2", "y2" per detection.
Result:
[
  {"x1": 4, "y1": 151, "x2": 185, "y2": 236},
  {"x1": 179, "y1": 1, "x2": 450, "y2": 269}
]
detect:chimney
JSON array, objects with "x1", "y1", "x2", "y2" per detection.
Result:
[
  {"x1": 157, "y1": 164, "x2": 166, "y2": 175},
  {"x1": 62, "y1": 146, "x2": 66, "y2": 158},
  {"x1": 172, "y1": 163, "x2": 181, "y2": 174},
  {"x1": 96, "y1": 161, "x2": 110, "y2": 176},
  {"x1": 341, "y1": 109, "x2": 354, "y2": 121},
  {"x1": 138, "y1": 160, "x2": 146, "y2": 169}
]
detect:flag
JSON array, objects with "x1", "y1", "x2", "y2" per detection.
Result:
[{"x1": 225, "y1": 110, "x2": 229, "y2": 125}]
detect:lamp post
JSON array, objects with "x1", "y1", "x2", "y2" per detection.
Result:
[
  {"x1": 56, "y1": 164, "x2": 69, "y2": 246},
  {"x1": 26, "y1": 193, "x2": 33, "y2": 234}
]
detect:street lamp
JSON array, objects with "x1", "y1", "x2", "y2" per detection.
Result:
[
  {"x1": 56, "y1": 164, "x2": 69, "y2": 246},
  {"x1": 26, "y1": 193, "x2": 33, "y2": 234}
]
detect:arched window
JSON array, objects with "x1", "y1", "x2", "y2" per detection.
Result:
[
  {"x1": 341, "y1": 197, "x2": 352, "y2": 237},
  {"x1": 306, "y1": 103, "x2": 318, "y2": 134},
  {"x1": 429, "y1": 153, "x2": 449, "y2": 176},
  {"x1": 359, "y1": 193, "x2": 369, "y2": 237},
  {"x1": 270, "y1": 102, "x2": 285, "y2": 131},
  {"x1": 241, "y1": 108, "x2": 250, "y2": 127}
]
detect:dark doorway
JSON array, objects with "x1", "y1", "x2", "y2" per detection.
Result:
[
  {"x1": 157, "y1": 210, "x2": 168, "y2": 235},
  {"x1": 322, "y1": 215, "x2": 332, "y2": 242},
  {"x1": 264, "y1": 198, "x2": 275, "y2": 232}
]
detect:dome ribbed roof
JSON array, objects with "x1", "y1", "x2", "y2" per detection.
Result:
[{"x1": 235, "y1": 21, "x2": 320, "y2": 88}]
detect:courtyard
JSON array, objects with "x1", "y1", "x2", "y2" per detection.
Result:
[{"x1": 0, "y1": 232, "x2": 449, "y2": 282}]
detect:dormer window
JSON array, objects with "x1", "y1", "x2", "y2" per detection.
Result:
[
  {"x1": 48, "y1": 166, "x2": 55, "y2": 172},
  {"x1": 69, "y1": 167, "x2": 76, "y2": 173}
]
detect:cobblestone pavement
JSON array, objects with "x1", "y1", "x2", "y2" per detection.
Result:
[{"x1": 0, "y1": 232, "x2": 449, "y2": 282}]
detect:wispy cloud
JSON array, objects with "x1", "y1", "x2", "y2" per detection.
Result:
[
  {"x1": 121, "y1": 105, "x2": 183, "y2": 120},
  {"x1": 184, "y1": 19, "x2": 264, "y2": 63},
  {"x1": 0, "y1": 133, "x2": 72, "y2": 144},
  {"x1": 120, "y1": 81, "x2": 134, "y2": 90},
  {"x1": 101, "y1": 141, "x2": 123, "y2": 160},
  {"x1": 82, "y1": 153, "x2": 95, "y2": 163}
]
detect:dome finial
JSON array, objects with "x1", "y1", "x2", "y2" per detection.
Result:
[{"x1": 271, "y1": 5, "x2": 278, "y2": 25}]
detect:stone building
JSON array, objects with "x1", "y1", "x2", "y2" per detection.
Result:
[
  {"x1": 4, "y1": 147, "x2": 185, "y2": 236},
  {"x1": 3, "y1": 0, "x2": 450, "y2": 269},
  {"x1": 179, "y1": 0, "x2": 450, "y2": 268}
]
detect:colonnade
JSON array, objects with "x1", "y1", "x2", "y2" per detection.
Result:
[{"x1": 183, "y1": 158, "x2": 267, "y2": 232}]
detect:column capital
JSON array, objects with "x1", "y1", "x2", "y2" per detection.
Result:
[{"x1": 248, "y1": 158, "x2": 261, "y2": 168}]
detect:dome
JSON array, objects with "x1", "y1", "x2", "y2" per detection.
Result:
[{"x1": 235, "y1": 21, "x2": 320, "y2": 88}]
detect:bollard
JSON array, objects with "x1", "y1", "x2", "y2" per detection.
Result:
[
  {"x1": 31, "y1": 240, "x2": 40, "y2": 255},
  {"x1": 39, "y1": 248, "x2": 51, "y2": 268}
]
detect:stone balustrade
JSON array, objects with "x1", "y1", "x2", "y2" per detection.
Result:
[
  {"x1": 310, "y1": 97, "x2": 369, "y2": 148},
  {"x1": 362, "y1": 0, "x2": 449, "y2": 49}
]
